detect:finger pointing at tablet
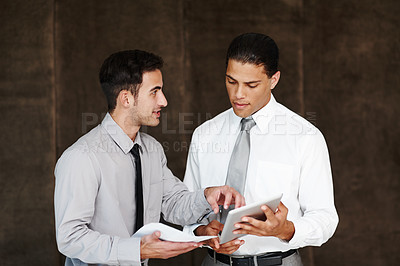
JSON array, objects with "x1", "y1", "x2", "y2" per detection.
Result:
[{"x1": 204, "y1": 185, "x2": 246, "y2": 214}]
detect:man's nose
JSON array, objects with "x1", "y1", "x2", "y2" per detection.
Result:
[
  {"x1": 235, "y1": 84, "x2": 246, "y2": 99},
  {"x1": 158, "y1": 91, "x2": 168, "y2": 107}
]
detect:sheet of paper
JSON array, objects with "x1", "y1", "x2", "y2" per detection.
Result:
[{"x1": 133, "y1": 223, "x2": 217, "y2": 242}]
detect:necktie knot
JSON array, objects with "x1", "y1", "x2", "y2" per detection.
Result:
[
  {"x1": 241, "y1": 117, "x2": 256, "y2": 132},
  {"x1": 131, "y1": 144, "x2": 140, "y2": 158}
]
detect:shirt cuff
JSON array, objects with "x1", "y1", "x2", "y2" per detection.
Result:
[
  {"x1": 193, "y1": 188, "x2": 213, "y2": 223},
  {"x1": 199, "y1": 188, "x2": 210, "y2": 207},
  {"x1": 117, "y1": 236, "x2": 141, "y2": 265},
  {"x1": 183, "y1": 224, "x2": 204, "y2": 236}
]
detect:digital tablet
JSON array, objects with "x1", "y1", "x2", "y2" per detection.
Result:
[{"x1": 219, "y1": 193, "x2": 283, "y2": 244}]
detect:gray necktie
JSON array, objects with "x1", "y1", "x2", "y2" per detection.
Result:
[{"x1": 221, "y1": 117, "x2": 256, "y2": 223}]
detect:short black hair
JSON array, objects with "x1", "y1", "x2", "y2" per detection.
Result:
[
  {"x1": 226, "y1": 33, "x2": 279, "y2": 77},
  {"x1": 99, "y1": 50, "x2": 163, "y2": 112}
]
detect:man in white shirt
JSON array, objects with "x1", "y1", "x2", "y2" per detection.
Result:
[
  {"x1": 183, "y1": 33, "x2": 339, "y2": 265},
  {"x1": 54, "y1": 50, "x2": 245, "y2": 266}
]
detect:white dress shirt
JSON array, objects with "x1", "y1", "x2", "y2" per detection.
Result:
[
  {"x1": 54, "y1": 113, "x2": 210, "y2": 266},
  {"x1": 183, "y1": 94, "x2": 339, "y2": 255}
]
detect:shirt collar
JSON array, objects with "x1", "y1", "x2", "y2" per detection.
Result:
[
  {"x1": 228, "y1": 94, "x2": 277, "y2": 133},
  {"x1": 252, "y1": 94, "x2": 277, "y2": 133},
  {"x1": 101, "y1": 113, "x2": 143, "y2": 154}
]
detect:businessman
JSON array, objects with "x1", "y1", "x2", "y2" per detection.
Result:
[
  {"x1": 54, "y1": 50, "x2": 245, "y2": 266},
  {"x1": 184, "y1": 33, "x2": 339, "y2": 266}
]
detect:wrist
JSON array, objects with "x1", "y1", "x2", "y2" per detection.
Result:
[
  {"x1": 194, "y1": 225, "x2": 206, "y2": 236},
  {"x1": 279, "y1": 221, "x2": 295, "y2": 241},
  {"x1": 139, "y1": 238, "x2": 146, "y2": 259}
]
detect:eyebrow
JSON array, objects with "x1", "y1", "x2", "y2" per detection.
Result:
[
  {"x1": 149, "y1": 86, "x2": 162, "y2": 92},
  {"x1": 225, "y1": 74, "x2": 261, "y2": 84}
]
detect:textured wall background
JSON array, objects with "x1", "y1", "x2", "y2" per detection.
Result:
[{"x1": 1, "y1": 0, "x2": 399, "y2": 265}]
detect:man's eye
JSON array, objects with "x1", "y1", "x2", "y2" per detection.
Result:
[
  {"x1": 248, "y1": 84, "x2": 258, "y2": 88},
  {"x1": 227, "y1": 80, "x2": 236, "y2": 84}
]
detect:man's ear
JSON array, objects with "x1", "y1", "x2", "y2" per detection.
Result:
[
  {"x1": 270, "y1": 71, "x2": 281, "y2": 90},
  {"x1": 117, "y1": 90, "x2": 132, "y2": 108}
]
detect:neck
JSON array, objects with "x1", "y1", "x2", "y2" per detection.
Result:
[{"x1": 110, "y1": 110, "x2": 140, "y2": 141}]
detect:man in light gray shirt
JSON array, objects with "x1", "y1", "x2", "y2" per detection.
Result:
[{"x1": 54, "y1": 50, "x2": 245, "y2": 266}]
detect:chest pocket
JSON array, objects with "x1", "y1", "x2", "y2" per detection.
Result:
[{"x1": 255, "y1": 161, "x2": 295, "y2": 199}]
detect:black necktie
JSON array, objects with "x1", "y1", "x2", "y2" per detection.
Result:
[{"x1": 131, "y1": 144, "x2": 143, "y2": 232}]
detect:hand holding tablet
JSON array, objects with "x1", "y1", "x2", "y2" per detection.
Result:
[{"x1": 219, "y1": 193, "x2": 283, "y2": 244}]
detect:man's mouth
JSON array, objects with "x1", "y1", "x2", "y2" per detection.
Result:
[
  {"x1": 233, "y1": 102, "x2": 249, "y2": 109},
  {"x1": 153, "y1": 110, "x2": 161, "y2": 118}
]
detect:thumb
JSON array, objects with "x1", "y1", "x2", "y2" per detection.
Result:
[
  {"x1": 151, "y1": 231, "x2": 161, "y2": 239},
  {"x1": 213, "y1": 238, "x2": 220, "y2": 249},
  {"x1": 141, "y1": 231, "x2": 161, "y2": 244}
]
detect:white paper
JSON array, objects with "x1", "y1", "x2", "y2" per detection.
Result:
[{"x1": 133, "y1": 223, "x2": 217, "y2": 242}]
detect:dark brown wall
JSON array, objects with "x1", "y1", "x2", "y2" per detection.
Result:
[
  {"x1": 1, "y1": 0, "x2": 399, "y2": 265},
  {"x1": 303, "y1": 1, "x2": 400, "y2": 265},
  {"x1": 0, "y1": 0, "x2": 58, "y2": 265}
]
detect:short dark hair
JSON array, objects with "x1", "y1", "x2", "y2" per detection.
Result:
[
  {"x1": 226, "y1": 33, "x2": 279, "y2": 77},
  {"x1": 99, "y1": 50, "x2": 163, "y2": 111}
]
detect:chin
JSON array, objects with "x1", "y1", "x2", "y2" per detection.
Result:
[
  {"x1": 233, "y1": 108, "x2": 250, "y2": 118},
  {"x1": 146, "y1": 119, "x2": 160, "y2": 127}
]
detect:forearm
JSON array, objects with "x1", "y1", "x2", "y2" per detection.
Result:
[
  {"x1": 292, "y1": 131, "x2": 339, "y2": 246},
  {"x1": 162, "y1": 186, "x2": 211, "y2": 226},
  {"x1": 56, "y1": 209, "x2": 141, "y2": 264},
  {"x1": 57, "y1": 225, "x2": 118, "y2": 263},
  {"x1": 288, "y1": 210, "x2": 338, "y2": 247}
]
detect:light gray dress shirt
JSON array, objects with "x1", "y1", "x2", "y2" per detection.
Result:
[{"x1": 54, "y1": 113, "x2": 211, "y2": 266}]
